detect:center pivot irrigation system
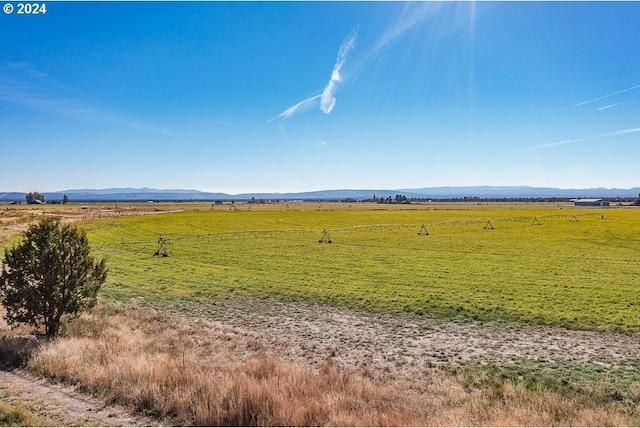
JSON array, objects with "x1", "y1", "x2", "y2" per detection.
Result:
[{"x1": 132, "y1": 212, "x2": 605, "y2": 257}]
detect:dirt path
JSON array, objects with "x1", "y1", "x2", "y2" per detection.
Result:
[{"x1": 0, "y1": 368, "x2": 162, "y2": 426}]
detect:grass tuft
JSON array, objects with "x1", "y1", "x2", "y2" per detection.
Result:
[{"x1": 0, "y1": 401, "x2": 50, "y2": 427}]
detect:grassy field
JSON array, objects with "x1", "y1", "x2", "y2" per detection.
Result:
[
  {"x1": 78, "y1": 202, "x2": 640, "y2": 332},
  {"x1": 3, "y1": 201, "x2": 640, "y2": 425}
]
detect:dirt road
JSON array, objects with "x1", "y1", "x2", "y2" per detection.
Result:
[{"x1": 0, "y1": 368, "x2": 162, "y2": 426}]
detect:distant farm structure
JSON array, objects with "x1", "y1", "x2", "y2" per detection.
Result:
[{"x1": 573, "y1": 198, "x2": 610, "y2": 207}]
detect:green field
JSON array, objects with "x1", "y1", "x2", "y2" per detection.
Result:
[{"x1": 76, "y1": 203, "x2": 640, "y2": 332}]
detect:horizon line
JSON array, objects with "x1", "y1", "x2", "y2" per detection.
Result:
[{"x1": 3, "y1": 184, "x2": 640, "y2": 196}]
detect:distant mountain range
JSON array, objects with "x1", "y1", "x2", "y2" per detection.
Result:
[{"x1": 1, "y1": 186, "x2": 639, "y2": 202}]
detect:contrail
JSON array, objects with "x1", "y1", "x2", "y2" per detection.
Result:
[
  {"x1": 321, "y1": 30, "x2": 357, "y2": 114},
  {"x1": 270, "y1": 3, "x2": 436, "y2": 122},
  {"x1": 371, "y1": 3, "x2": 436, "y2": 61},
  {"x1": 267, "y1": 31, "x2": 356, "y2": 122},
  {"x1": 597, "y1": 102, "x2": 623, "y2": 111},
  {"x1": 512, "y1": 138, "x2": 582, "y2": 154},
  {"x1": 513, "y1": 127, "x2": 640, "y2": 153},
  {"x1": 270, "y1": 32, "x2": 356, "y2": 121},
  {"x1": 267, "y1": 94, "x2": 321, "y2": 122},
  {"x1": 345, "y1": 3, "x2": 439, "y2": 86},
  {"x1": 599, "y1": 127, "x2": 640, "y2": 137},
  {"x1": 573, "y1": 84, "x2": 640, "y2": 107}
]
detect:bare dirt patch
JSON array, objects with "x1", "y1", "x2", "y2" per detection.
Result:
[{"x1": 162, "y1": 297, "x2": 640, "y2": 382}]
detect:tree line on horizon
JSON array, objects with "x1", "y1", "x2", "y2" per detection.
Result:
[{"x1": 24, "y1": 191, "x2": 68, "y2": 205}]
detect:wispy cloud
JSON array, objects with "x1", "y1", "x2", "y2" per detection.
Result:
[
  {"x1": 268, "y1": 95, "x2": 321, "y2": 122},
  {"x1": 320, "y1": 30, "x2": 357, "y2": 114},
  {"x1": 513, "y1": 127, "x2": 640, "y2": 153},
  {"x1": 599, "y1": 127, "x2": 640, "y2": 138},
  {"x1": 512, "y1": 138, "x2": 582, "y2": 154},
  {"x1": 0, "y1": 62, "x2": 168, "y2": 133},
  {"x1": 344, "y1": 2, "x2": 441, "y2": 86},
  {"x1": 573, "y1": 84, "x2": 640, "y2": 107},
  {"x1": 369, "y1": 3, "x2": 437, "y2": 64},
  {"x1": 270, "y1": 3, "x2": 436, "y2": 122},
  {"x1": 597, "y1": 102, "x2": 623, "y2": 111},
  {"x1": 270, "y1": 31, "x2": 356, "y2": 122}
]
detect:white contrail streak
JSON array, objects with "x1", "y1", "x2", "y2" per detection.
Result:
[
  {"x1": 269, "y1": 32, "x2": 356, "y2": 121},
  {"x1": 267, "y1": 94, "x2": 321, "y2": 122},
  {"x1": 346, "y1": 3, "x2": 438, "y2": 85},
  {"x1": 573, "y1": 84, "x2": 640, "y2": 107},
  {"x1": 269, "y1": 3, "x2": 436, "y2": 122},
  {"x1": 513, "y1": 127, "x2": 640, "y2": 153},
  {"x1": 599, "y1": 127, "x2": 640, "y2": 137},
  {"x1": 321, "y1": 31, "x2": 357, "y2": 114},
  {"x1": 372, "y1": 3, "x2": 436, "y2": 60},
  {"x1": 512, "y1": 138, "x2": 582, "y2": 154},
  {"x1": 597, "y1": 102, "x2": 623, "y2": 111}
]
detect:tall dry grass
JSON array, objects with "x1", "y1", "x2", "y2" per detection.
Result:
[{"x1": 15, "y1": 302, "x2": 637, "y2": 426}]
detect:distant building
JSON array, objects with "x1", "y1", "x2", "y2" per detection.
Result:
[{"x1": 574, "y1": 198, "x2": 610, "y2": 207}]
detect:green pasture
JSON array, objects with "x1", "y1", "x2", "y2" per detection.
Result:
[{"x1": 73, "y1": 203, "x2": 639, "y2": 331}]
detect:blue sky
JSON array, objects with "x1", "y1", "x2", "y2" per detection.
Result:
[{"x1": 1, "y1": 1, "x2": 639, "y2": 194}]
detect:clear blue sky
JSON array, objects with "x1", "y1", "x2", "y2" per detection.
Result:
[{"x1": 2, "y1": 1, "x2": 639, "y2": 194}]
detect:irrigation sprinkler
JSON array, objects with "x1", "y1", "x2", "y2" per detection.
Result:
[
  {"x1": 318, "y1": 229, "x2": 332, "y2": 243},
  {"x1": 531, "y1": 217, "x2": 542, "y2": 226},
  {"x1": 569, "y1": 215, "x2": 579, "y2": 222},
  {"x1": 483, "y1": 220, "x2": 494, "y2": 230},
  {"x1": 154, "y1": 236, "x2": 169, "y2": 257},
  {"x1": 417, "y1": 224, "x2": 429, "y2": 236}
]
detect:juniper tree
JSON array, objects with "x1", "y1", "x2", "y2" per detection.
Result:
[
  {"x1": 25, "y1": 192, "x2": 45, "y2": 204},
  {"x1": 0, "y1": 217, "x2": 107, "y2": 338}
]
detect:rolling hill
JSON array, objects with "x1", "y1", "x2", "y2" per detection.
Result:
[{"x1": 1, "y1": 186, "x2": 639, "y2": 202}]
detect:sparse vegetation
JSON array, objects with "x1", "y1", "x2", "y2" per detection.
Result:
[{"x1": 0, "y1": 399, "x2": 50, "y2": 427}]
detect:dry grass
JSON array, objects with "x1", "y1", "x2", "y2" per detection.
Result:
[
  {"x1": 0, "y1": 307, "x2": 40, "y2": 370},
  {"x1": 0, "y1": 399, "x2": 53, "y2": 427},
  {"x1": 15, "y1": 301, "x2": 636, "y2": 426}
]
